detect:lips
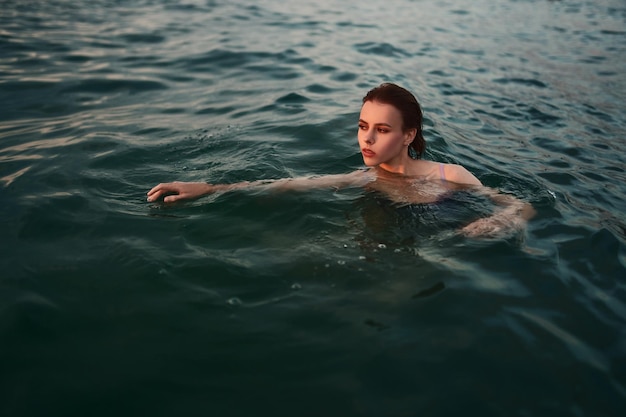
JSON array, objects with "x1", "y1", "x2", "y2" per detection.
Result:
[{"x1": 362, "y1": 148, "x2": 376, "y2": 157}]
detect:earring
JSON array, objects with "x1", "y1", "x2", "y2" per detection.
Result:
[{"x1": 408, "y1": 146, "x2": 418, "y2": 160}]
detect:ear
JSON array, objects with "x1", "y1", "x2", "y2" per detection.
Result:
[{"x1": 404, "y1": 128, "x2": 417, "y2": 146}]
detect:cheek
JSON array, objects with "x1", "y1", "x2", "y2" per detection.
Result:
[{"x1": 381, "y1": 133, "x2": 404, "y2": 149}]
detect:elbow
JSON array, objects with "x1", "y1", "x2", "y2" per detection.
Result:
[{"x1": 521, "y1": 202, "x2": 536, "y2": 221}]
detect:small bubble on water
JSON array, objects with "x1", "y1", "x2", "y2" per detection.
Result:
[
  {"x1": 358, "y1": 256, "x2": 366, "y2": 260},
  {"x1": 394, "y1": 248, "x2": 402, "y2": 253},
  {"x1": 325, "y1": 263, "x2": 330, "y2": 268},
  {"x1": 343, "y1": 244, "x2": 348, "y2": 248},
  {"x1": 337, "y1": 260, "x2": 346, "y2": 265},
  {"x1": 291, "y1": 283, "x2": 302, "y2": 290},
  {"x1": 378, "y1": 243, "x2": 387, "y2": 249},
  {"x1": 227, "y1": 297, "x2": 242, "y2": 306}
]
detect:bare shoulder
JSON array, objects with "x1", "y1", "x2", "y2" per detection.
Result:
[{"x1": 443, "y1": 164, "x2": 482, "y2": 186}]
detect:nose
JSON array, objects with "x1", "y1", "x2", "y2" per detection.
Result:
[{"x1": 363, "y1": 130, "x2": 374, "y2": 145}]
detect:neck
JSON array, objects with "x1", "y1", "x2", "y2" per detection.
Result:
[{"x1": 378, "y1": 152, "x2": 416, "y2": 175}]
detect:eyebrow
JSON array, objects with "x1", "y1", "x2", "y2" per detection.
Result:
[{"x1": 358, "y1": 119, "x2": 393, "y2": 127}]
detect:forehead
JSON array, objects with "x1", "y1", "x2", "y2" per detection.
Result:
[{"x1": 359, "y1": 100, "x2": 402, "y2": 125}]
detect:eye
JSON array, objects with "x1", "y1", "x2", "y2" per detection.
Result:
[
  {"x1": 377, "y1": 128, "x2": 389, "y2": 133},
  {"x1": 358, "y1": 124, "x2": 367, "y2": 130}
]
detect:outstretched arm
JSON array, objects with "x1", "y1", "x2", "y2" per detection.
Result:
[{"x1": 146, "y1": 170, "x2": 375, "y2": 203}]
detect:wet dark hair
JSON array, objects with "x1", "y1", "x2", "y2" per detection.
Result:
[{"x1": 362, "y1": 83, "x2": 425, "y2": 159}]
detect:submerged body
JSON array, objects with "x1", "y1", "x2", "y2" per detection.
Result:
[
  {"x1": 147, "y1": 83, "x2": 535, "y2": 238},
  {"x1": 147, "y1": 166, "x2": 533, "y2": 238}
]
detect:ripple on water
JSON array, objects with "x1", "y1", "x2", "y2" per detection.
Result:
[
  {"x1": 492, "y1": 78, "x2": 548, "y2": 89},
  {"x1": 60, "y1": 78, "x2": 169, "y2": 94},
  {"x1": 305, "y1": 83, "x2": 335, "y2": 94},
  {"x1": 330, "y1": 71, "x2": 358, "y2": 82},
  {"x1": 195, "y1": 105, "x2": 239, "y2": 116},
  {"x1": 117, "y1": 33, "x2": 167, "y2": 44},
  {"x1": 531, "y1": 136, "x2": 584, "y2": 159},
  {"x1": 275, "y1": 92, "x2": 310, "y2": 104},
  {"x1": 353, "y1": 42, "x2": 411, "y2": 58},
  {"x1": 1, "y1": 291, "x2": 62, "y2": 339},
  {"x1": 18, "y1": 193, "x2": 100, "y2": 240},
  {"x1": 182, "y1": 49, "x2": 279, "y2": 72}
]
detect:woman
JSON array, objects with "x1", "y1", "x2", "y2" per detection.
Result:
[{"x1": 147, "y1": 83, "x2": 534, "y2": 237}]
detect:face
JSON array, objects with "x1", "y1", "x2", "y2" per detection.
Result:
[{"x1": 358, "y1": 100, "x2": 415, "y2": 167}]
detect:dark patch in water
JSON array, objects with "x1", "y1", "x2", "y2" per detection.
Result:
[
  {"x1": 276, "y1": 92, "x2": 310, "y2": 104},
  {"x1": 118, "y1": 33, "x2": 166, "y2": 44},
  {"x1": 493, "y1": 78, "x2": 548, "y2": 88},
  {"x1": 412, "y1": 282, "x2": 446, "y2": 299}
]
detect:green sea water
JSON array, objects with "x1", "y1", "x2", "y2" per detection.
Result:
[{"x1": 1, "y1": 0, "x2": 625, "y2": 416}]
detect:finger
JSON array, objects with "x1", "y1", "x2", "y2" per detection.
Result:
[
  {"x1": 147, "y1": 189, "x2": 166, "y2": 202},
  {"x1": 163, "y1": 194, "x2": 184, "y2": 203},
  {"x1": 147, "y1": 183, "x2": 170, "y2": 196},
  {"x1": 147, "y1": 184, "x2": 181, "y2": 202}
]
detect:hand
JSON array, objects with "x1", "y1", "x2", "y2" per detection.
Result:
[
  {"x1": 460, "y1": 202, "x2": 533, "y2": 239},
  {"x1": 147, "y1": 181, "x2": 214, "y2": 203},
  {"x1": 461, "y1": 215, "x2": 525, "y2": 238}
]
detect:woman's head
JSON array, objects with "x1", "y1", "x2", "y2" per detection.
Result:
[{"x1": 362, "y1": 83, "x2": 425, "y2": 159}]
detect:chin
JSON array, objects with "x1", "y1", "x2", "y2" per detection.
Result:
[{"x1": 361, "y1": 156, "x2": 378, "y2": 166}]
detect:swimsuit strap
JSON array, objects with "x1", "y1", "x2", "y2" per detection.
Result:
[{"x1": 439, "y1": 163, "x2": 446, "y2": 181}]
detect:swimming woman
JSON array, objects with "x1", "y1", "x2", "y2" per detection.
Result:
[{"x1": 147, "y1": 83, "x2": 535, "y2": 237}]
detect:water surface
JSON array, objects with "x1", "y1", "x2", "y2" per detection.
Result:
[{"x1": 1, "y1": 0, "x2": 625, "y2": 416}]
